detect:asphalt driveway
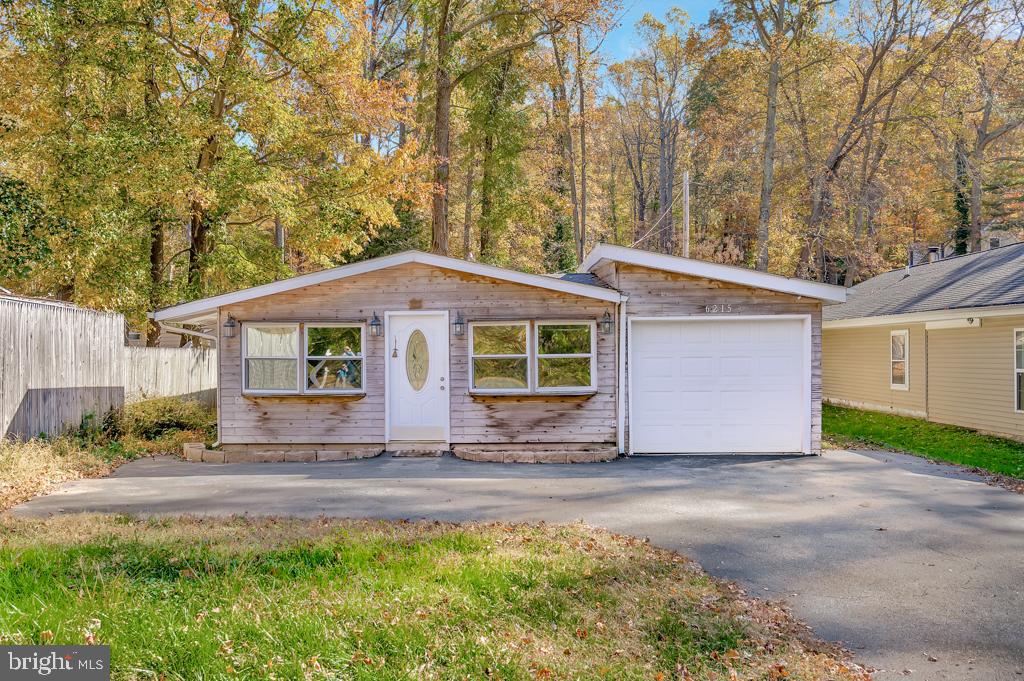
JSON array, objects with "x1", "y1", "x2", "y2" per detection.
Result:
[{"x1": 12, "y1": 449, "x2": 1024, "y2": 680}]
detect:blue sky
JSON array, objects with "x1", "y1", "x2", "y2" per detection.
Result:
[{"x1": 602, "y1": 0, "x2": 721, "y2": 62}]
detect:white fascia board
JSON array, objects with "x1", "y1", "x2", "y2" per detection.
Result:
[
  {"x1": 580, "y1": 243, "x2": 847, "y2": 303},
  {"x1": 823, "y1": 303, "x2": 1024, "y2": 329},
  {"x1": 154, "y1": 250, "x2": 622, "y2": 324}
]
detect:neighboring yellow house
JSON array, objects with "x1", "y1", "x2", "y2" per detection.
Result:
[{"x1": 823, "y1": 242, "x2": 1024, "y2": 441}]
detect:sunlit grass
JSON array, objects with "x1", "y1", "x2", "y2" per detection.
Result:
[
  {"x1": 824, "y1": 404, "x2": 1024, "y2": 479},
  {"x1": 0, "y1": 516, "x2": 868, "y2": 680}
]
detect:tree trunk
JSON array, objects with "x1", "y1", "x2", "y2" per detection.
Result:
[
  {"x1": 462, "y1": 147, "x2": 476, "y2": 259},
  {"x1": 551, "y1": 38, "x2": 583, "y2": 262},
  {"x1": 656, "y1": 119, "x2": 675, "y2": 253},
  {"x1": 430, "y1": 0, "x2": 453, "y2": 255},
  {"x1": 431, "y1": 70, "x2": 452, "y2": 255},
  {"x1": 575, "y1": 27, "x2": 587, "y2": 259},
  {"x1": 479, "y1": 132, "x2": 495, "y2": 261},
  {"x1": 143, "y1": 45, "x2": 164, "y2": 346},
  {"x1": 147, "y1": 212, "x2": 164, "y2": 346},
  {"x1": 953, "y1": 137, "x2": 971, "y2": 255},
  {"x1": 755, "y1": 56, "x2": 781, "y2": 271},
  {"x1": 275, "y1": 215, "x2": 286, "y2": 263},
  {"x1": 969, "y1": 168, "x2": 983, "y2": 252}
]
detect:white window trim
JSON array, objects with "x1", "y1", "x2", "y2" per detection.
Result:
[
  {"x1": 304, "y1": 323, "x2": 366, "y2": 395},
  {"x1": 534, "y1": 320, "x2": 597, "y2": 394},
  {"x1": 241, "y1": 322, "x2": 302, "y2": 395},
  {"x1": 468, "y1": 321, "x2": 531, "y2": 394},
  {"x1": 1014, "y1": 328, "x2": 1024, "y2": 413},
  {"x1": 890, "y1": 329, "x2": 909, "y2": 391},
  {"x1": 242, "y1": 322, "x2": 367, "y2": 396}
]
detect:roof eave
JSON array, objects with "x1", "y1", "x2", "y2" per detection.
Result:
[
  {"x1": 581, "y1": 243, "x2": 847, "y2": 303},
  {"x1": 153, "y1": 250, "x2": 623, "y2": 324},
  {"x1": 823, "y1": 303, "x2": 1024, "y2": 328}
]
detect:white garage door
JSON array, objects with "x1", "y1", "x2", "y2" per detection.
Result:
[{"x1": 629, "y1": 318, "x2": 808, "y2": 454}]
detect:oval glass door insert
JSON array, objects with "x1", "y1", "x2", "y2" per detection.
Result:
[{"x1": 406, "y1": 329, "x2": 429, "y2": 391}]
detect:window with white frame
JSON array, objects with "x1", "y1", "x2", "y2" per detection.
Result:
[
  {"x1": 243, "y1": 322, "x2": 365, "y2": 395},
  {"x1": 470, "y1": 322, "x2": 530, "y2": 392},
  {"x1": 305, "y1": 325, "x2": 364, "y2": 393},
  {"x1": 468, "y1": 320, "x2": 596, "y2": 393},
  {"x1": 1015, "y1": 329, "x2": 1024, "y2": 412},
  {"x1": 535, "y1": 322, "x2": 595, "y2": 391},
  {"x1": 890, "y1": 329, "x2": 908, "y2": 390},
  {"x1": 244, "y1": 324, "x2": 300, "y2": 393}
]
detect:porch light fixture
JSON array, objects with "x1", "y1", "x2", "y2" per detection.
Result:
[
  {"x1": 452, "y1": 311, "x2": 465, "y2": 336},
  {"x1": 369, "y1": 311, "x2": 382, "y2": 337},
  {"x1": 599, "y1": 311, "x2": 614, "y2": 336},
  {"x1": 222, "y1": 316, "x2": 238, "y2": 339}
]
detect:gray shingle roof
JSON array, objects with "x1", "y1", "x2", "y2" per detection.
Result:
[
  {"x1": 548, "y1": 272, "x2": 614, "y2": 289},
  {"x1": 824, "y1": 242, "x2": 1024, "y2": 321}
]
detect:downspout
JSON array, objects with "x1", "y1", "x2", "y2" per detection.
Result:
[{"x1": 617, "y1": 294, "x2": 629, "y2": 455}]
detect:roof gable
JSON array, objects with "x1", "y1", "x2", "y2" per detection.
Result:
[
  {"x1": 581, "y1": 244, "x2": 847, "y2": 303},
  {"x1": 824, "y1": 242, "x2": 1024, "y2": 322},
  {"x1": 154, "y1": 251, "x2": 622, "y2": 324}
]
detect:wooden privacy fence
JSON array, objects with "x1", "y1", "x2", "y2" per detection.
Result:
[
  {"x1": 124, "y1": 346, "x2": 216, "y2": 406},
  {"x1": 1, "y1": 295, "x2": 216, "y2": 439}
]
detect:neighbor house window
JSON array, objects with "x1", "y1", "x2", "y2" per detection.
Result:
[
  {"x1": 890, "y1": 329, "x2": 909, "y2": 390},
  {"x1": 535, "y1": 322, "x2": 596, "y2": 392},
  {"x1": 244, "y1": 324, "x2": 300, "y2": 393},
  {"x1": 469, "y1": 322, "x2": 530, "y2": 392},
  {"x1": 305, "y1": 325, "x2": 364, "y2": 393},
  {"x1": 1015, "y1": 329, "x2": 1024, "y2": 412}
]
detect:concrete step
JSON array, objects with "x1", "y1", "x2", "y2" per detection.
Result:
[{"x1": 388, "y1": 442, "x2": 450, "y2": 457}]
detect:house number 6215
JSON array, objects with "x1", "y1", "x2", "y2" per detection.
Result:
[{"x1": 704, "y1": 304, "x2": 733, "y2": 313}]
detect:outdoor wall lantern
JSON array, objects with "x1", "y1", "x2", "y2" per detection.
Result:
[
  {"x1": 599, "y1": 311, "x2": 614, "y2": 336},
  {"x1": 369, "y1": 312, "x2": 383, "y2": 337},
  {"x1": 452, "y1": 311, "x2": 466, "y2": 337},
  {"x1": 222, "y1": 316, "x2": 238, "y2": 339}
]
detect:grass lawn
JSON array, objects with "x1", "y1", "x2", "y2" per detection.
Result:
[
  {"x1": 0, "y1": 516, "x2": 867, "y2": 681},
  {"x1": 824, "y1": 404, "x2": 1024, "y2": 479}
]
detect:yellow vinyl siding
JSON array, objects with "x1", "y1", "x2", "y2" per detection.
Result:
[
  {"x1": 926, "y1": 316, "x2": 1024, "y2": 441},
  {"x1": 822, "y1": 325, "x2": 927, "y2": 417}
]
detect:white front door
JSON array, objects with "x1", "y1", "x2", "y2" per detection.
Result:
[
  {"x1": 386, "y1": 312, "x2": 450, "y2": 442},
  {"x1": 630, "y1": 317, "x2": 808, "y2": 454}
]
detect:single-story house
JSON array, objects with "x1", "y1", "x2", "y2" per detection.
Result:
[
  {"x1": 153, "y1": 245, "x2": 846, "y2": 462},
  {"x1": 823, "y1": 242, "x2": 1024, "y2": 441}
]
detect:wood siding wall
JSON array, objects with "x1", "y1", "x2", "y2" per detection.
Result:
[
  {"x1": 218, "y1": 262, "x2": 616, "y2": 446},
  {"x1": 595, "y1": 263, "x2": 824, "y2": 453},
  {"x1": 822, "y1": 325, "x2": 928, "y2": 417}
]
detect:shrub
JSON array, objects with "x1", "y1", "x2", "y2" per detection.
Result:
[{"x1": 108, "y1": 397, "x2": 216, "y2": 441}]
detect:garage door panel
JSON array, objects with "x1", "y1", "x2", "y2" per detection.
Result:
[
  {"x1": 720, "y1": 357, "x2": 753, "y2": 377},
  {"x1": 759, "y1": 356, "x2": 800, "y2": 378},
  {"x1": 631, "y1": 318, "x2": 806, "y2": 454},
  {"x1": 680, "y1": 357, "x2": 713, "y2": 376}
]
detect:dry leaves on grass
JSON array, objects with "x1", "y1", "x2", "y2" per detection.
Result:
[{"x1": 0, "y1": 438, "x2": 114, "y2": 512}]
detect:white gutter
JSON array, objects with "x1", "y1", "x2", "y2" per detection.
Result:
[{"x1": 823, "y1": 303, "x2": 1024, "y2": 329}]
